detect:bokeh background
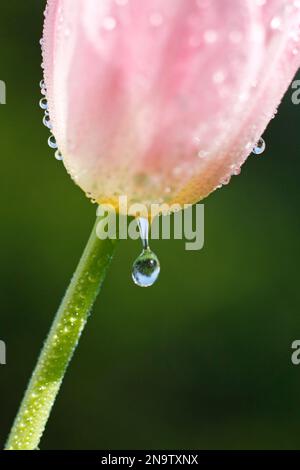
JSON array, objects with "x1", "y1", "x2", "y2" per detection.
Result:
[{"x1": 1, "y1": 1, "x2": 300, "y2": 450}]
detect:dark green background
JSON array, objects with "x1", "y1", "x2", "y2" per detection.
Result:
[{"x1": 1, "y1": 1, "x2": 300, "y2": 450}]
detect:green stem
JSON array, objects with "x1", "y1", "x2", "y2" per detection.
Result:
[{"x1": 5, "y1": 216, "x2": 118, "y2": 450}]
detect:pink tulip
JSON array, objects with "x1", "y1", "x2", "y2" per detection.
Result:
[{"x1": 42, "y1": 0, "x2": 300, "y2": 213}]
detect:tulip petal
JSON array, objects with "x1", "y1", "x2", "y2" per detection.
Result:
[{"x1": 43, "y1": 0, "x2": 300, "y2": 213}]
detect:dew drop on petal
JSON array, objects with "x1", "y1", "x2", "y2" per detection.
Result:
[
  {"x1": 40, "y1": 79, "x2": 47, "y2": 96},
  {"x1": 48, "y1": 135, "x2": 58, "y2": 149},
  {"x1": 39, "y1": 98, "x2": 48, "y2": 110},
  {"x1": 55, "y1": 150, "x2": 63, "y2": 161},
  {"x1": 221, "y1": 175, "x2": 231, "y2": 186},
  {"x1": 204, "y1": 29, "x2": 218, "y2": 44},
  {"x1": 102, "y1": 16, "x2": 117, "y2": 31},
  {"x1": 198, "y1": 150, "x2": 209, "y2": 159},
  {"x1": 252, "y1": 138, "x2": 266, "y2": 155},
  {"x1": 270, "y1": 16, "x2": 282, "y2": 30},
  {"x1": 43, "y1": 114, "x2": 52, "y2": 129}
]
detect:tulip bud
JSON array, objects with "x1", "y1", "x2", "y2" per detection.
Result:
[{"x1": 42, "y1": 0, "x2": 300, "y2": 214}]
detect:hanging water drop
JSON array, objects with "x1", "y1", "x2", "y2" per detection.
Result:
[
  {"x1": 252, "y1": 137, "x2": 266, "y2": 155},
  {"x1": 48, "y1": 134, "x2": 58, "y2": 149},
  {"x1": 132, "y1": 218, "x2": 160, "y2": 287},
  {"x1": 132, "y1": 249, "x2": 160, "y2": 288}
]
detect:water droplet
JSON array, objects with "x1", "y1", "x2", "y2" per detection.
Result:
[
  {"x1": 270, "y1": 16, "x2": 282, "y2": 30},
  {"x1": 39, "y1": 98, "x2": 48, "y2": 110},
  {"x1": 239, "y1": 92, "x2": 249, "y2": 102},
  {"x1": 40, "y1": 80, "x2": 47, "y2": 96},
  {"x1": 252, "y1": 138, "x2": 266, "y2": 155},
  {"x1": 55, "y1": 150, "x2": 63, "y2": 161},
  {"x1": 232, "y1": 166, "x2": 241, "y2": 176},
  {"x1": 64, "y1": 27, "x2": 71, "y2": 38},
  {"x1": 212, "y1": 70, "x2": 225, "y2": 84},
  {"x1": 149, "y1": 12, "x2": 163, "y2": 27},
  {"x1": 198, "y1": 150, "x2": 209, "y2": 159},
  {"x1": 221, "y1": 175, "x2": 231, "y2": 185},
  {"x1": 48, "y1": 135, "x2": 58, "y2": 149},
  {"x1": 204, "y1": 29, "x2": 218, "y2": 44},
  {"x1": 132, "y1": 249, "x2": 160, "y2": 288},
  {"x1": 132, "y1": 218, "x2": 160, "y2": 288},
  {"x1": 102, "y1": 16, "x2": 117, "y2": 31},
  {"x1": 43, "y1": 114, "x2": 52, "y2": 129}
]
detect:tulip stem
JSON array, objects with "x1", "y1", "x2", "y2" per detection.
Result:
[{"x1": 5, "y1": 215, "x2": 118, "y2": 450}]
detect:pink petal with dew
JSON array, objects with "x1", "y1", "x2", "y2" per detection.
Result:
[{"x1": 42, "y1": 0, "x2": 300, "y2": 214}]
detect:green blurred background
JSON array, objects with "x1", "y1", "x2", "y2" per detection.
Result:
[{"x1": 1, "y1": 1, "x2": 300, "y2": 450}]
